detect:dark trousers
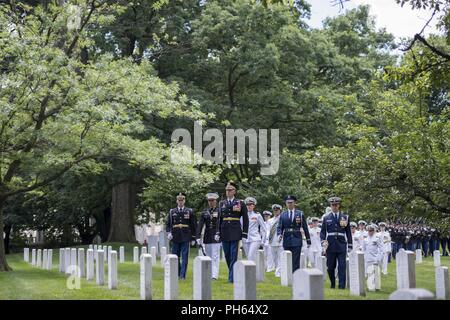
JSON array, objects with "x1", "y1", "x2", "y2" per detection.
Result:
[
  {"x1": 421, "y1": 240, "x2": 429, "y2": 256},
  {"x1": 326, "y1": 251, "x2": 346, "y2": 289},
  {"x1": 284, "y1": 246, "x2": 302, "y2": 272},
  {"x1": 430, "y1": 239, "x2": 438, "y2": 254},
  {"x1": 222, "y1": 240, "x2": 238, "y2": 283},
  {"x1": 171, "y1": 241, "x2": 189, "y2": 279},
  {"x1": 392, "y1": 242, "x2": 398, "y2": 259},
  {"x1": 441, "y1": 238, "x2": 449, "y2": 256}
]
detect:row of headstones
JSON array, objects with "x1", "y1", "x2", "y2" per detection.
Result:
[
  {"x1": 279, "y1": 249, "x2": 449, "y2": 300},
  {"x1": 23, "y1": 246, "x2": 449, "y2": 300},
  {"x1": 415, "y1": 249, "x2": 442, "y2": 266},
  {"x1": 24, "y1": 248, "x2": 53, "y2": 270}
]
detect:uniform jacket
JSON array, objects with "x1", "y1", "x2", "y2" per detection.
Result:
[
  {"x1": 354, "y1": 229, "x2": 368, "y2": 251},
  {"x1": 363, "y1": 234, "x2": 384, "y2": 264},
  {"x1": 277, "y1": 209, "x2": 311, "y2": 248},
  {"x1": 217, "y1": 198, "x2": 249, "y2": 242},
  {"x1": 197, "y1": 206, "x2": 221, "y2": 244},
  {"x1": 320, "y1": 211, "x2": 353, "y2": 253},
  {"x1": 308, "y1": 226, "x2": 322, "y2": 252},
  {"x1": 166, "y1": 207, "x2": 197, "y2": 243},
  {"x1": 268, "y1": 216, "x2": 282, "y2": 246},
  {"x1": 378, "y1": 230, "x2": 392, "y2": 253},
  {"x1": 243, "y1": 211, "x2": 266, "y2": 243}
]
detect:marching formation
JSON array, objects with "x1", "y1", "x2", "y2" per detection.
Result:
[{"x1": 166, "y1": 181, "x2": 450, "y2": 288}]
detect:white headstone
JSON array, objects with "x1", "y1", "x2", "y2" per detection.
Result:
[
  {"x1": 396, "y1": 250, "x2": 416, "y2": 289},
  {"x1": 86, "y1": 249, "x2": 94, "y2": 280},
  {"x1": 104, "y1": 246, "x2": 107, "y2": 262},
  {"x1": 119, "y1": 246, "x2": 125, "y2": 263},
  {"x1": 140, "y1": 254, "x2": 152, "y2": 300},
  {"x1": 65, "y1": 248, "x2": 71, "y2": 274},
  {"x1": 434, "y1": 250, "x2": 441, "y2": 267},
  {"x1": 164, "y1": 254, "x2": 179, "y2": 300},
  {"x1": 233, "y1": 260, "x2": 257, "y2": 300},
  {"x1": 151, "y1": 246, "x2": 157, "y2": 266},
  {"x1": 36, "y1": 249, "x2": 42, "y2": 268},
  {"x1": 148, "y1": 235, "x2": 159, "y2": 257},
  {"x1": 193, "y1": 256, "x2": 212, "y2": 300},
  {"x1": 435, "y1": 266, "x2": 449, "y2": 300},
  {"x1": 24, "y1": 248, "x2": 29, "y2": 263},
  {"x1": 389, "y1": 288, "x2": 434, "y2": 300},
  {"x1": 316, "y1": 255, "x2": 327, "y2": 282},
  {"x1": 133, "y1": 246, "x2": 139, "y2": 263},
  {"x1": 346, "y1": 258, "x2": 350, "y2": 288},
  {"x1": 47, "y1": 249, "x2": 53, "y2": 270},
  {"x1": 69, "y1": 248, "x2": 77, "y2": 275},
  {"x1": 78, "y1": 248, "x2": 85, "y2": 278},
  {"x1": 159, "y1": 231, "x2": 168, "y2": 255},
  {"x1": 415, "y1": 249, "x2": 422, "y2": 264},
  {"x1": 281, "y1": 250, "x2": 293, "y2": 286},
  {"x1": 96, "y1": 250, "x2": 105, "y2": 285},
  {"x1": 108, "y1": 250, "x2": 118, "y2": 289},
  {"x1": 89, "y1": 245, "x2": 93, "y2": 250},
  {"x1": 160, "y1": 247, "x2": 167, "y2": 267},
  {"x1": 42, "y1": 249, "x2": 48, "y2": 270},
  {"x1": 293, "y1": 268, "x2": 324, "y2": 300},
  {"x1": 59, "y1": 248, "x2": 64, "y2": 272},
  {"x1": 31, "y1": 248, "x2": 36, "y2": 266},
  {"x1": 141, "y1": 246, "x2": 147, "y2": 257},
  {"x1": 255, "y1": 250, "x2": 265, "y2": 282},
  {"x1": 349, "y1": 251, "x2": 366, "y2": 296},
  {"x1": 238, "y1": 245, "x2": 243, "y2": 260}
]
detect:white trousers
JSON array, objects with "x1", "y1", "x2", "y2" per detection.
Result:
[
  {"x1": 264, "y1": 244, "x2": 274, "y2": 271},
  {"x1": 380, "y1": 252, "x2": 389, "y2": 274},
  {"x1": 243, "y1": 241, "x2": 261, "y2": 262},
  {"x1": 308, "y1": 249, "x2": 320, "y2": 268},
  {"x1": 270, "y1": 245, "x2": 283, "y2": 276},
  {"x1": 205, "y1": 243, "x2": 221, "y2": 279},
  {"x1": 366, "y1": 263, "x2": 381, "y2": 291}
]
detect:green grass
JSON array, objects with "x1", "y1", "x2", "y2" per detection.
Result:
[{"x1": 1, "y1": 243, "x2": 448, "y2": 300}]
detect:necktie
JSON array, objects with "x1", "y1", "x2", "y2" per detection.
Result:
[{"x1": 290, "y1": 210, "x2": 293, "y2": 222}]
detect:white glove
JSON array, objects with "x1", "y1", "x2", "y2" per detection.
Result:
[
  {"x1": 214, "y1": 235, "x2": 220, "y2": 242},
  {"x1": 167, "y1": 232, "x2": 173, "y2": 240},
  {"x1": 196, "y1": 239, "x2": 202, "y2": 246},
  {"x1": 191, "y1": 240, "x2": 196, "y2": 246}
]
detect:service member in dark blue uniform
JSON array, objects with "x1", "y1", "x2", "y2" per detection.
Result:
[
  {"x1": 166, "y1": 192, "x2": 197, "y2": 280},
  {"x1": 320, "y1": 196, "x2": 353, "y2": 289},
  {"x1": 196, "y1": 192, "x2": 222, "y2": 280},
  {"x1": 277, "y1": 195, "x2": 311, "y2": 272},
  {"x1": 215, "y1": 182, "x2": 249, "y2": 283}
]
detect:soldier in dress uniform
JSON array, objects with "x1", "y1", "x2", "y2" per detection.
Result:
[
  {"x1": 268, "y1": 204, "x2": 283, "y2": 277},
  {"x1": 215, "y1": 181, "x2": 249, "y2": 283},
  {"x1": 166, "y1": 192, "x2": 197, "y2": 280},
  {"x1": 377, "y1": 222, "x2": 391, "y2": 275},
  {"x1": 307, "y1": 217, "x2": 322, "y2": 268},
  {"x1": 242, "y1": 197, "x2": 266, "y2": 261},
  {"x1": 354, "y1": 220, "x2": 368, "y2": 251},
  {"x1": 196, "y1": 192, "x2": 221, "y2": 280},
  {"x1": 262, "y1": 210, "x2": 274, "y2": 272},
  {"x1": 277, "y1": 195, "x2": 311, "y2": 272},
  {"x1": 320, "y1": 197, "x2": 353, "y2": 289}
]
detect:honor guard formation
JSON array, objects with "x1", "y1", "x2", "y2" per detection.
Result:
[{"x1": 166, "y1": 181, "x2": 450, "y2": 286}]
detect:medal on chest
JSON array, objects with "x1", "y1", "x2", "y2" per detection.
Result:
[{"x1": 339, "y1": 216, "x2": 348, "y2": 227}]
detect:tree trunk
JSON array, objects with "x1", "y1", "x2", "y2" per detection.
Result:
[
  {"x1": 0, "y1": 199, "x2": 12, "y2": 271},
  {"x1": 107, "y1": 180, "x2": 136, "y2": 243},
  {"x1": 3, "y1": 224, "x2": 11, "y2": 254}
]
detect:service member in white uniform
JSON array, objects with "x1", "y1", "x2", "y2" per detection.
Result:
[
  {"x1": 262, "y1": 210, "x2": 273, "y2": 272},
  {"x1": 363, "y1": 224, "x2": 384, "y2": 269},
  {"x1": 377, "y1": 222, "x2": 391, "y2": 275},
  {"x1": 267, "y1": 204, "x2": 283, "y2": 277},
  {"x1": 354, "y1": 220, "x2": 368, "y2": 251},
  {"x1": 307, "y1": 217, "x2": 322, "y2": 267},
  {"x1": 363, "y1": 224, "x2": 384, "y2": 290},
  {"x1": 242, "y1": 197, "x2": 267, "y2": 262}
]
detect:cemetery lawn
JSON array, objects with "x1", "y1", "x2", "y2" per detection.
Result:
[{"x1": 1, "y1": 243, "x2": 449, "y2": 300}]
